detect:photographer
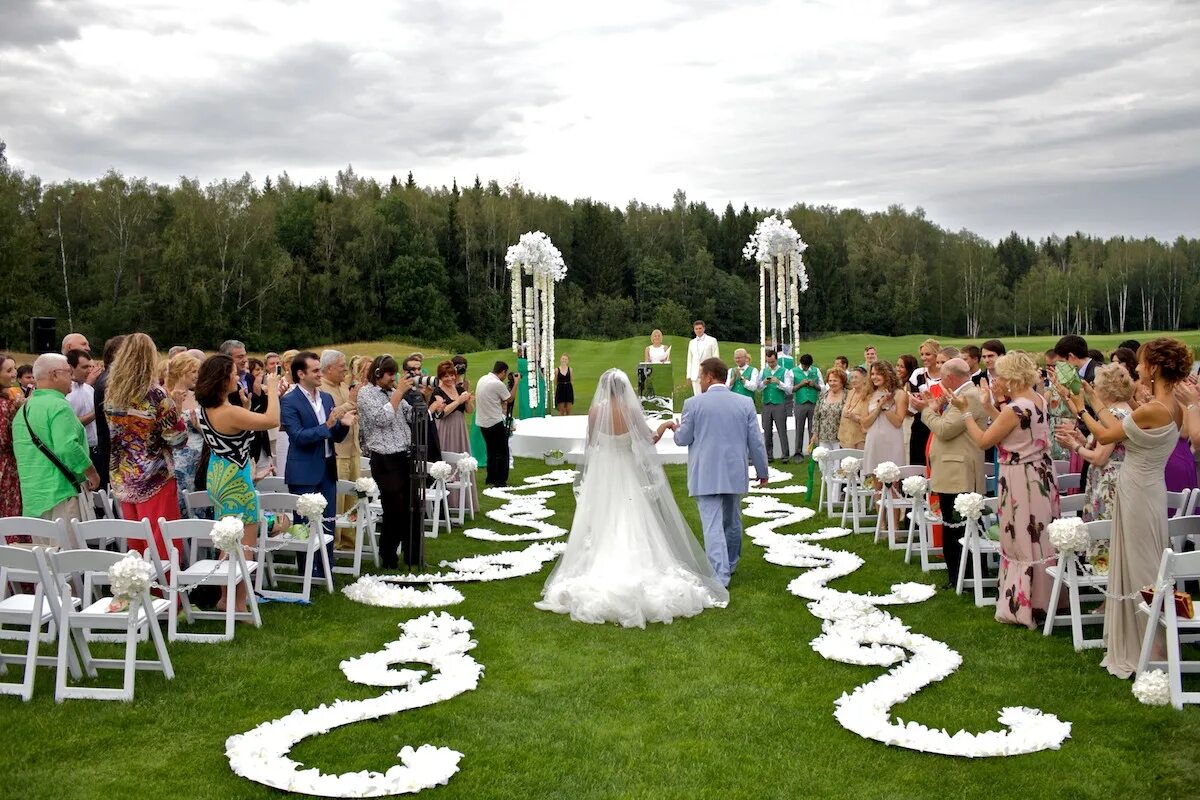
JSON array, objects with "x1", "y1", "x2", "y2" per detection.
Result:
[
  {"x1": 356, "y1": 355, "x2": 418, "y2": 570},
  {"x1": 477, "y1": 360, "x2": 516, "y2": 486},
  {"x1": 402, "y1": 355, "x2": 442, "y2": 465}
]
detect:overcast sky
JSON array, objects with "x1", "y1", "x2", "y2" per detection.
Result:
[{"x1": 2, "y1": 0, "x2": 1197, "y2": 241}]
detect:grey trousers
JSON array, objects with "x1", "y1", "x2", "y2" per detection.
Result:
[
  {"x1": 761, "y1": 403, "x2": 789, "y2": 459},
  {"x1": 793, "y1": 401, "x2": 816, "y2": 454}
]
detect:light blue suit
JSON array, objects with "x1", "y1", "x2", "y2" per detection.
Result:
[{"x1": 673, "y1": 384, "x2": 769, "y2": 586}]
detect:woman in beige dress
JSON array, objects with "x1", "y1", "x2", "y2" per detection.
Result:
[
  {"x1": 838, "y1": 366, "x2": 869, "y2": 449},
  {"x1": 1061, "y1": 337, "x2": 1191, "y2": 678}
]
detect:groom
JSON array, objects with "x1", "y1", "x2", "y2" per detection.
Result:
[{"x1": 657, "y1": 357, "x2": 768, "y2": 587}]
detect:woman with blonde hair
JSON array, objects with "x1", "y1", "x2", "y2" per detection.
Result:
[
  {"x1": 908, "y1": 337, "x2": 942, "y2": 465},
  {"x1": 167, "y1": 352, "x2": 204, "y2": 516},
  {"x1": 104, "y1": 333, "x2": 188, "y2": 557},
  {"x1": 953, "y1": 351, "x2": 1060, "y2": 630},
  {"x1": 1054, "y1": 363, "x2": 1134, "y2": 522}
]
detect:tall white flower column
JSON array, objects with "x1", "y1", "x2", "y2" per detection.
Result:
[
  {"x1": 506, "y1": 231, "x2": 567, "y2": 415},
  {"x1": 743, "y1": 215, "x2": 809, "y2": 363}
]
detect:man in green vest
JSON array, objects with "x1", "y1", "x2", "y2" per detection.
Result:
[
  {"x1": 726, "y1": 348, "x2": 759, "y2": 399},
  {"x1": 791, "y1": 353, "x2": 823, "y2": 461},
  {"x1": 760, "y1": 348, "x2": 792, "y2": 462},
  {"x1": 13, "y1": 353, "x2": 99, "y2": 527}
]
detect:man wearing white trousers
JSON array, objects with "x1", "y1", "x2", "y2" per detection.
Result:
[
  {"x1": 659, "y1": 357, "x2": 768, "y2": 587},
  {"x1": 686, "y1": 320, "x2": 720, "y2": 396}
]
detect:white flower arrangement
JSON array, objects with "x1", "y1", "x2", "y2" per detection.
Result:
[
  {"x1": 211, "y1": 516, "x2": 246, "y2": 552},
  {"x1": 296, "y1": 492, "x2": 328, "y2": 523},
  {"x1": 874, "y1": 461, "x2": 901, "y2": 485},
  {"x1": 226, "y1": 613, "x2": 481, "y2": 797},
  {"x1": 954, "y1": 492, "x2": 987, "y2": 521},
  {"x1": 354, "y1": 477, "x2": 379, "y2": 498},
  {"x1": 743, "y1": 215, "x2": 809, "y2": 351},
  {"x1": 901, "y1": 476, "x2": 928, "y2": 497},
  {"x1": 507, "y1": 231, "x2": 566, "y2": 410},
  {"x1": 456, "y1": 456, "x2": 478, "y2": 475},
  {"x1": 839, "y1": 456, "x2": 861, "y2": 476},
  {"x1": 1047, "y1": 517, "x2": 1089, "y2": 553},
  {"x1": 107, "y1": 552, "x2": 155, "y2": 610},
  {"x1": 428, "y1": 461, "x2": 454, "y2": 482},
  {"x1": 811, "y1": 446, "x2": 830, "y2": 462},
  {"x1": 343, "y1": 578, "x2": 465, "y2": 609},
  {"x1": 1131, "y1": 669, "x2": 1171, "y2": 706}
]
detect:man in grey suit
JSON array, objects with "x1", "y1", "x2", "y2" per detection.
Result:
[{"x1": 657, "y1": 357, "x2": 769, "y2": 587}]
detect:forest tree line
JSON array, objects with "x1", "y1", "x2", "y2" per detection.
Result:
[{"x1": 2, "y1": 142, "x2": 1198, "y2": 353}]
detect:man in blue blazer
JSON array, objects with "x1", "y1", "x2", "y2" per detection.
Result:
[
  {"x1": 281, "y1": 351, "x2": 355, "y2": 577},
  {"x1": 659, "y1": 357, "x2": 768, "y2": 587}
]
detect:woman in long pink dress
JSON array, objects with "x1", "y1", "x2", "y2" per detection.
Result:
[{"x1": 956, "y1": 351, "x2": 1060, "y2": 629}]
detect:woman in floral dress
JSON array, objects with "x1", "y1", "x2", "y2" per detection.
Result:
[
  {"x1": 0, "y1": 355, "x2": 24, "y2": 518},
  {"x1": 1054, "y1": 364, "x2": 1134, "y2": 522},
  {"x1": 955, "y1": 351, "x2": 1060, "y2": 629},
  {"x1": 813, "y1": 367, "x2": 847, "y2": 451}
]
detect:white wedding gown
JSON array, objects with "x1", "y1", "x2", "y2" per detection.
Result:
[{"x1": 535, "y1": 429, "x2": 729, "y2": 628}]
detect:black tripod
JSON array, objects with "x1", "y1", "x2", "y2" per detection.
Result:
[{"x1": 406, "y1": 390, "x2": 428, "y2": 568}]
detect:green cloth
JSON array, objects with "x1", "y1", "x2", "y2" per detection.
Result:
[
  {"x1": 761, "y1": 365, "x2": 788, "y2": 405},
  {"x1": 730, "y1": 365, "x2": 758, "y2": 399},
  {"x1": 792, "y1": 365, "x2": 821, "y2": 405},
  {"x1": 12, "y1": 388, "x2": 92, "y2": 517},
  {"x1": 515, "y1": 356, "x2": 547, "y2": 420}
]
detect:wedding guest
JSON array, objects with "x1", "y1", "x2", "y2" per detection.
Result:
[
  {"x1": 791, "y1": 353, "x2": 822, "y2": 459},
  {"x1": 16, "y1": 364, "x2": 34, "y2": 398},
  {"x1": 862, "y1": 345, "x2": 877, "y2": 370},
  {"x1": 1055, "y1": 363, "x2": 1133, "y2": 522},
  {"x1": 910, "y1": 358, "x2": 987, "y2": 588},
  {"x1": 1110, "y1": 347, "x2": 1138, "y2": 381},
  {"x1": 403, "y1": 355, "x2": 443, "y2": 465},
  {"x1": 185, "y1": 348, "x2": 206, "y2": 362},
  {"x1": 955, "y1": 351, "x2": 1060, "y2": 630},
  {"x1": 434, "y1": 360, "x2": 478, "y2": 515},
  {"x1": 686, "y1": 321, "x2": 719, "y2": 396},
  {"x1": 0, "y1": 355, "x2": 24, "y2": 517},
  {"x1": 1064, "y1": 338, "x2": 1189, "y2": 678},
  {"x1": 554, "y1": 354, "x2": 575, "y2": 416},
  {"x1": 104, "y1": 333, "x2": 188, "y2": 558},
  {"x1": 357, "y1": 355, "x2": 418, "y2": 569},
  {"x1": 727, "y1": 348, "x2": 759, "y2": 399},
  {"x1": 839, "y1": 366, "x2": 869, "y2": 449},
  {"x1": 14, "y1": 354, "x2": 99, "y2": 526},
  {"x1": 908, "y1": 338, "x2": 942, "y2": 465},
  {"x1": 477, "y1": 361, "x2": 515, "y2": 487},
  {"x1": 92, "y1": 335, "x2": 125, "y2": 490},
  {"x1": 1118, "y1": 339, "x2": 1142, "y2": 353},
  {"x1": 961, "y1": 345, "x2": 982, "y2": 383},
  {"x1": 936, "y1": 346, "x2": 960, "y2": 370},
  {"x1": 219, "y1": 339, "x2": 250, "y2": 402},
  {"x1": 195, "y1": 353, "x2": 280, "y2": 612},
  {"x1": 861, "y1": 361, "x2": 907, "y2": 476},
  {"x1": 65, "y1": 348, "x2": 98, "y2": 468},
  {"x1": 61, "y1": 332, "x2": 89, "y2": 357},
  {"x1": 1044, "y1": 368, "x2": 1075, "y2": 463},
  {"x1": 246, "y1": 357, "x2": 270, "y2": 465},
  {"x1": 1044, "y1": 349, "x2": 1059, "y2": 369},
  {"x1": 281, "y1": 350, "x2": 353, "y2": 576},
  {"x1": 645, "y1": 330, "x2": 671, "y2": 363},
  {"x1": 1088, "y1": 348, "x2": 1105, "y2": 364},
  {"x1": 274, "y1": 348, "x2": 300, "y2": 470},
  {"x1": 167, "y1": 346, "x2": 186, "y2": 359},
  {"x1": 759, "y1": 348, "x2": 792, "y2": 462},
  {"x1": 834, "y1": 355, "x2": 850, "y2": 372},
  {"x1": 320, "y1": 349, "x2": 362, "y2": 545},
  {"x1": 813, "y1": 368, "x2": 846, "y2": 451},
  {"x1": 897, "y1": 354, "x2": 919, "y2": 453},
  {"x1": 167, "y1": 352, "x2": 204, "y2": 517}
]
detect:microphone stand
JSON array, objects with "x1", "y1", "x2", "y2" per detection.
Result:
[{"x1": 406, "y1": 389, "x2": 428, "y2": 568}]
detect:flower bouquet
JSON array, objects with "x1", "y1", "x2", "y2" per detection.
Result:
[
  {"x1": 107, "y1": 552, "x2": 155, "y2": 613},
  {"x1": 354, "y1": 476, "x2": 379, "y2": 499}
]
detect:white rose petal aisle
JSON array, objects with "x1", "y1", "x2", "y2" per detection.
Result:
[{"x1": 741, "y1": 473, "x2": 1072, "y2": 757}]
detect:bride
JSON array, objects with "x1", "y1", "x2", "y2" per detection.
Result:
[{"x1": 535, "y1": 369, "x2": 728, "y2": 628}]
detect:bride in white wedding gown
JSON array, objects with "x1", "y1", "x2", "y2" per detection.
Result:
[{"x1": 535, "y1": 369, "x2": 729, "y2": 628}]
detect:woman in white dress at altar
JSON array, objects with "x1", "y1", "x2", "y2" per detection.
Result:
[
  {"x1": 644, "y1": 330, "x2": 671, "y2": 363},
  {"x1": 536, "y1": 369, "x2": 728, "y2": 628}
]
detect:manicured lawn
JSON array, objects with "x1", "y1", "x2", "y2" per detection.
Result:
[{"x1": 4, "y1": 457, "x2": 1197, "y2": 799}]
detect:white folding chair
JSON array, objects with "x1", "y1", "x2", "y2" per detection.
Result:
[
  {"x1": 39, "y1": 548, "x2": 173, "y2": 702},
  {"x1": 0, "y1": 516, "x2": 77, "y2": 553},
  {"x1": 1042, "y1": 519, "x2": 1110, "y2": 649},
  {"x1": 151, "y1": 518, "x2": 261, "y2": 642},
  {"x1": 956, "y1": 496, "x2": 1002, "y2": 606},
  {"x1": 0, "y1": 545, "x2": 81, "y2": 701},
  {"x1": 821, "y1": 448, "x2": 861, "y2": 517},
  {"x1": 903, "y1": 493, "x2": 945, "y2": 573},
  {"x1": 1052, "y1": 459, "x2": 1071, "y2": 477},
  {"x1": 424, "y1": 479, "x2": 452, "y2": 539},
  {"x1": 331, "y1": 480, "x2": 369, "y2": 577},
  {"x1": 1136, "y1": 548, "x2": 1200, "y2": 709},
  {"x1": 1185, "y1": 488, "x2": 1200, "y2": 516},
  {"x1": 254, "y1": 476, "x2": 288, "y2": 493},
  {"x1": 1059, "y1": 493, "x2": 1088, "y2": 517},
  {"x1": 875, "y1": 465, "x2": 923, "y2": 549},
  {"x1": 1056, "y1": 473, "x2": 1082, "y2": 493},
  {"x1": 1167, "y1": 490, "x2": 1193, "y2": 519},
  {"x1": 91, "y1": 489, "x2": 117, "y2": 520},
  {"x1": 70, "y1": 518, "x2": 164, "y2": 643},
  {"x1": 255, "y1": 492, "x2": 333, "y2": 602},
  {"x1": 184, "y1": 490, "x2": 215, "y2": 520},
  {"x1": 442, "y1": 451, "x2": 477, "y2": 526}
]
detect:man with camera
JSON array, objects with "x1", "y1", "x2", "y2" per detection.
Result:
[
  {"x1": 476, "y1": 360, "x2": 517, "y2": 487},
  {"x1": 402, "y1": 355, "x2": 443, "y2": 466}
]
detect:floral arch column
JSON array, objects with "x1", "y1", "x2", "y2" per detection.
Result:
[
  {"x1": 507, "y1": 231, "x2": 567, "y2": 417},
  {"x1": 743, "y1": 215, "x2": 809, "y2": 365}
]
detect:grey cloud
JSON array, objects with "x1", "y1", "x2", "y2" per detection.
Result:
[{"x1": 0, "y1": 0, "x2": 83, "y2": 46}]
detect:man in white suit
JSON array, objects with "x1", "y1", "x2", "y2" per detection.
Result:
[
  {"x1": 657, "y1": 357, "x2": 768, "y2": 587},
  {"x1": 685, "y1": 320, "x2": 719, "y2": 396}
]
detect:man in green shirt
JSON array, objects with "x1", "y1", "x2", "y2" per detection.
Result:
[
  {"x1": 759, "y1": 349, "x2": 792, "y2": 462},
  {"x1": 791, "y1": 353, "x2": 823, "y2": 460},
  {"x1": 726, "y1": 348, "x2": 759, "y2": 399},
  {"x1": 13, "y1": 353, "x2": 99, "y2": 524}
]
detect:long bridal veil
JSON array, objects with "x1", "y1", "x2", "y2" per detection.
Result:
[{"x1": 538, "y1": 369, "x2": 727, "y2": 627}]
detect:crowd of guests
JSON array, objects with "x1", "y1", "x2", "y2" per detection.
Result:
[
  {"x1": 757, "y1": 334, "x2": 1195, "y2": 682},
  {"x1": 0, "y1": 336, "x2": 492, "y2": 604}
]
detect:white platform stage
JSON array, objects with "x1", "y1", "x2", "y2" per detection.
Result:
[{"x1": 509, "y1": 414, "x2": 805, "y2": 465}]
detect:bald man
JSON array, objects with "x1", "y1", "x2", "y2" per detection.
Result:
[{"x1": 61, "y1": 332, "x2": 89, "y2": 355}]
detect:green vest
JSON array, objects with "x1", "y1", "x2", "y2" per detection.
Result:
[
  {"x1": 730, "y1": 365, "x2": 757, "y2": 398},
  {"x1": 761, "y1": 365, "x2": 787, "y2": 405},
  {"x1": 792, "y1": 366, "x2": 820, "y2": 405}
]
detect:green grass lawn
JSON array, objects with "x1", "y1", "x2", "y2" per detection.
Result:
[{"x1": 4, "y1": 457, "x2": 1198, "y2": 799}]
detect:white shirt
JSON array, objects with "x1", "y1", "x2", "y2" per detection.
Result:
[
  {"x1": 67, "y1": 381, "x2": 97, "y2": 447},
  {"x1": 647, "y1": 344, "x2": 671, "y2": 364},
  {"x1": 686, "y1": 335, "x2": 720, "y2": 381},
  {"x1": 726, "y1": 364, "x2": 759, "y2": 391},
  {"x1": 300, "y1": 385, "x2": 332, "y2": 458},
  {"x1": 475, "y1": 372, "x2": 512, "y2": 429}
]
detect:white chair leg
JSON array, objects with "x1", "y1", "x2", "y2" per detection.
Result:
[
  {"x1": 320, "y1": 543, "x2": 334, "y2": 594},
  {"x1": 1043, "y1": 568, "x2": 1065, "y2": 637},
  {"x1": 1068, "y1": 576, "x2": 1085, "y2": 651},
  {"x1": 1137, "y1": 591, "x2": 1165, "y2": 674}
]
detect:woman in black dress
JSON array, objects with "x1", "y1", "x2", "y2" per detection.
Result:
[{"x1": 555, "y1": 354, "x2": 574, "y2": 416}]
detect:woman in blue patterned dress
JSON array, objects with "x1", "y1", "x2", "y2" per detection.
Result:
[{"x1": 195, "y1": 353, "x2": 279, "y2": 613}]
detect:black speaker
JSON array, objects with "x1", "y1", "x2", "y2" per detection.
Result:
[{"x1": 29, "y1": 317, "x2": 56, "y2": 354}]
